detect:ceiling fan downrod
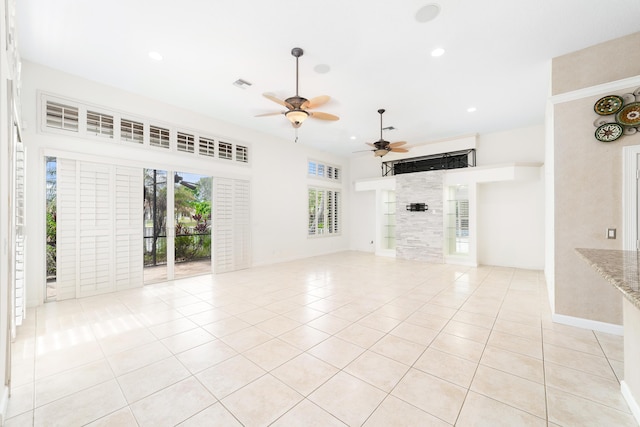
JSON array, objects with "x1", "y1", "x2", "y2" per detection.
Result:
[
  {"x1": 378, "y1": 109, "x2": 385, "y2": 141},
  {"x1": 291, "y1": 47, "x2": 303, "y2": 97}
]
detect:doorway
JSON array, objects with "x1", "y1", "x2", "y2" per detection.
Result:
[
  {"x1": 173, "y1": 172, "x2": 212, "y2": 280},
  {"x1": 622, "y1": 146, "x2": 640, "y2": 251},
  {"x1": 143, "y1": 169, "x2": 212, "y2": 284}
]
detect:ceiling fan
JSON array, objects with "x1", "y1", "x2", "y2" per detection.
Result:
[
  {"x1": 364, "y1": 109, "x2": 409, "y2": 157},
  {"x1": 256, "y1": 47, "x2": 339, "y2": 128}
]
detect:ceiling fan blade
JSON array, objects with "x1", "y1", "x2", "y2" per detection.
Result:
[
  {"x1": 263, "y1": 93, "x2": 285, "y2": 106},
  {"x1": 263, "y1": 93, "x2": 293, "y2": 109},
  {"x1": 390, "y1": 147, "x2": 409, "y2": 153},
  {"x1": 365, "y1": 142, "x2": 376, "y2": 147},
  {"x1": 309, "y1": 111, "x2": 339, "y2": 121},
  {"x1": 389, "y1": 141, "x2": 407, "y2": 147},
  {"x1": 303, "y1": 95, "x2": 330, "y2": 110},
  {"x1": 255, "y1": 111, "x2": 285, "y2": 117}
]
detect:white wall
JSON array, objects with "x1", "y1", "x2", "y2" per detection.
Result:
[
  {"x1": 476, "y1": 125, "x2": 546, "y2": 269},
  {"x1": 348, "y1": 155, "x2": 383, "y2": 252},
  {"x1": 349, "y1": 125, "x2": 546, "y2": 269},
  {"x1": 21, "y1": 61, "x2": 351, "y2": 307},
  {"x1": 476, "y1": 125, "x2": 545, "y2": 166},
  {"x1": 477, "y1": 180, "x2": 545, "y2": 269}
]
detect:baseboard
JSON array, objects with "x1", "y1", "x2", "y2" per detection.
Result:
[
  {"x1": 552, "y1": 313, "x2": 624, "y2": 336},
  {"x1": 621, "y1": 381, "x2": 640, "y2": 425},
  {"x1": 0, "y1": 385, "x2": 9, "y2": 426}
]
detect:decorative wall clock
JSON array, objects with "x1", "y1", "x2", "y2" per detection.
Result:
[{"x1": 593, "y1": 88, "x2": 640, "y2": 142}]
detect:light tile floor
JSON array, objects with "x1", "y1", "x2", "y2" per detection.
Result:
[{"x1": 5, "y1": 251, "x2": 638, "y2": 426}]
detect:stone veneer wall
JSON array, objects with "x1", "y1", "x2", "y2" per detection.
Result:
[{"x1": 395, "y1": 171, "x2": 444, "y2": 263}]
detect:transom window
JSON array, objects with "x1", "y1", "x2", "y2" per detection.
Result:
[
  {"x1": 308, "y1": 159, "x2": 340, "y2": 181},
  {"x1": 45, "y1": 101, "x2": 79, "y2": 132},
  {"x1": 39, "y1": 93, "x2": 251, "y2": 164}
]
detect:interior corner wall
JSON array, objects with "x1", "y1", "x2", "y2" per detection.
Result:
[
  {"x1": 348, "y1": 155, "x2": 387, "y2": 252},
  {"x1": 552, "y1": 31, "x2": 640, "y2": 325}
]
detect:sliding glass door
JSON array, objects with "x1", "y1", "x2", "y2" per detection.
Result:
[
  {"x1": 143, "y1": 169, "x2": 213, "y2": 283},
  {"x1": 174, "y1": 172, "x2": 212, "y2": 280}
]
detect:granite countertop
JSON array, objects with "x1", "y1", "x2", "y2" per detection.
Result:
[{"x1": 576, "y1": 248, "x2": 640, "y2": 310}]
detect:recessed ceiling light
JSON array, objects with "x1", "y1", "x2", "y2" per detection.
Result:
[
  {"x1": 415, "y1": 4, "x2": 441, "y2": 23},
  {"x1": 148, "y1": 51, "x2": 163, "y2": 61},
  {"x1": 431, "y1": 48, "x2": 445, "y2": 57},
  {"x1": 350, "y1": 136, "x2": 357, "y2": 140},
  {"x1": 467, "y1": 107, "x2": 477, "y2": 113},
  {"x1": 314, "y1": 64, "x2": 331, "y2": 74}
]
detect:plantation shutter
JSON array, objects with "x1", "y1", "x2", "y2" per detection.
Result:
[
  {"x1": 13, "y1": 142, "x2": 26, "y2": 328},
  {"x1": 56, "y1": 159, "x2": 143, "y2": 299},
  {"x1": 46, "y1": 101, "x2": 79, "y2": 132},
  {"x1": 78, "y1": 161, "x2": 112, "y2": 297},
  {"x1": 56, "y1": 159, "x2": 79, "y2": 300},
  {"x1": 8, "y1": 129, "x2": 27, "y2": 338},
  {"x1": 233, "y1": 179, "x2": 251, "y2": 269},
  {"x1": 114, "y1": 167, "x2": 143, "y2": 291},
  {"x1": 213, "y1": 178, "x2": 250, "y2": 273}
]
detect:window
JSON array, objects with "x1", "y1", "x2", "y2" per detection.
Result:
[
  {"x1": 219, "y1": 141, "x2": 232, "y2": 160},
  {"x1": 87, "y1": 111, "x2": 114, "y2": 138},
  {"x1": 308, "y1": 161, "x2": 317, "y2": 176},
  {"x1": 177, "y1": 132, "x2": 195, "y2": 153},
  {"x1": 236, "y1": 145, "x2": 248, "y2": 163},
  {"x1": 46, "y1": 101, "x2": 79, "y2": 132},
  {"x1": 150, "y1": 125, "x2": 170, "y2": 149},
  {"x1": 199, "y1": 137, "x2": 215, "y2": 157},
  {"x1": 40, "y1": 94, "x2": 250, "y2": 163},
  {"x1": 308, "y1": 159, "x2": 340, "y2": 181},
  {"x1": 333, "y1": 168, "x2": 340, "y2": 180},
  {"x1": 121, "y1": 119, "x2": 144, "y2": 144},
  {"x1": 447, "y1": 185, "x2": 469, "y2": 255},
  {"x1": 308, "y1": 187, "x2": 340, "y2": 236}
]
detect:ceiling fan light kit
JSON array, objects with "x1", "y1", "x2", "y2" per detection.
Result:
[
  {"x1": 258, "y1": 47, "x2": 339, "y2": 129},
  {"x1": 285, "y1": 109, "x2": 309, "y2": 127},
  {"x1": 362, "y1": 109, "x2": 411, "y2": 157}
]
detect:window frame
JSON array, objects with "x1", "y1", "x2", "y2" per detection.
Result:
[
  {"x1": 308, "y1": 186, "x2": 341, "y2": 237},
  {"x1": 307, "y1": 159, "x2": 341, "y2": 182}
]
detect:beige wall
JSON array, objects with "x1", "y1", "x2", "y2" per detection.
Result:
[
  {"x1": 553, "y1": 31, "x2": 640, "y2": 324},
  {"x1": 552, "y1": 32, "x2": 640, "y2": 95}
]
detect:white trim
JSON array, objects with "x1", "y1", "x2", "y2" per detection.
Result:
[
  {"x1": 623, "y1": 145, "x2": 640, "y2": 251},
  {"x1": 552, "y1": 313, "x2": 624, "y2": 336},
  {"x1": 621, "y1": 381, "x2": 640, "y2": 425},
  {"x1": 545, "y1": 94, "x2": 556, "y2": 313},
  {"x1": 550, "y1": 75, "x2": 640, "y2": 104},
  {"x1": 0, "y1": 385, "x2": 9, "y2": 425}
]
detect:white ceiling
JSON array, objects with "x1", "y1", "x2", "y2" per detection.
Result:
[{"x1": 15, "y1": 0, "x2": 640, "y2": 157}]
